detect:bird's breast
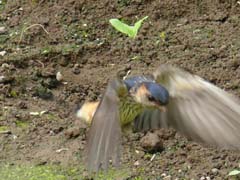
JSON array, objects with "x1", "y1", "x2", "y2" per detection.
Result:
[{"x1": 118, "y1": 97, "x2": 144, "y2": 127}]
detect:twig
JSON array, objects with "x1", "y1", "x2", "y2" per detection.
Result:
[
  {"x1": 150, "y1": 154, "x2": 156, "y2": 161},
  {"x1": 36, "y1": 60, "x2": 45, "y2": 68},
  {"x1": 0, "y1": 130, "x2": 12, "y2": 134},
  {"x1": 18, "y1": 24, "x2": 49, "y2": 45}
]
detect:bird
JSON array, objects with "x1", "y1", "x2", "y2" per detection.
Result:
[{"x1": 77, "y1": 64, "x2": 240, "y2": 172}]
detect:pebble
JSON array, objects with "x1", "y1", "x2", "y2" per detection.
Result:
[
  {"x1": 0, "y1": 75, "x2": 14, "y2": 84},
  {"x1": 0, "y1": 76, "x2": 5, "y2": 83},
  {"x1": 212, "y1": 168, "x2": 218, "y2": 173},
  {"x1": 161, "y1": 173, "x2": 167, "y2": 177},
  {"x1": 200, "y1": 176, "x2": 211, "y2": 180},
  {"x1": 72, "y1": 64, "x2": 80, "y2": 74},
  {"x1": 0, "y1": 26, "x2": 7, "y2": 34},
  {"x1": 1, "y1": 63, "x2": 10, "y2": 69},
  {"x1": 211, "y1": 168, "x2": 219, "y2": 174},
  {"x1": 163, "y1": 175, "x2": 171, "y2": 180},
  {"x1": 56, "y1": 71, "x2": 63, "y2": 81},
  {"x1": 133, "y1": 160, "x2": 140, "y2": 166},
  {"x1": 0, "y1": 51, "x2": 6, "y2": 56}
]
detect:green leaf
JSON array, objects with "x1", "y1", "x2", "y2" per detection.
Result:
[
  {"x1": 228, "y1": 170, "x2": 240, "y2": 176},
  {"x1": 133, "y1": 16, "x2": 148, "y2": 37},
  {"x1": 109, "y1": 16, "x2": 148, "y2": 38},
  {"x1": 109, "y1": 19, "x2": 135, "y2": 37}
]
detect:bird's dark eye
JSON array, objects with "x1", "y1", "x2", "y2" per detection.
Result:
[{"x1": 148, "y1": 95, "x2": 155, "y2": 101}]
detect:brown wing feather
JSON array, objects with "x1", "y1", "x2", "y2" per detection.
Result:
[
  {"x1": 85, "y1": 79, "x2": 122, "y2": 171},
  {"x1": 153, "y1": 65, "x2": 240, "y2": 149}
]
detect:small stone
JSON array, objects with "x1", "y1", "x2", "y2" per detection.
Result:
[
  {"x1": 135, "y1": 150, "x2": 145, "y2": 158},
  {"x1": 0, "y1": 27, "x2": 7, "y2": 34},
  {"x1": 72, "y1": 64, "x2": 80, "y2": 74},
  {"x1": 56, "y1": 148, "x2": 69, "y2": 153},
  {"x1": 56, "y1": 71, "x2": 63, "y2": 81},
  {"x1": 140, "y1": 132, "x2": 164, "y2": 153},
  {"x1": 177, "y1": 18, "x2": 189, "y2": 26},
  {"x1": 211, "y1": 168, "x2": 219, "y2": 174},
  {"x1": 49, "y1": 130, "x2": 55, "y2": 136},
  {"x1": 0, "y1": 75, "x2": 14, "y2": 84},
  {"x1": 0, "y1": 51, "x2": 6, "y2": 56},
  {"x1": 1, "y1": 63, "x2": 10, "y2": 69},
  {"x1": 133, "y1": 160, "x2": 140, "y2": 166},
  {"x1": 0, "y1": 76, "x2": 5, "y2": 83},
  {"x1": 163, "y1": 175, "x2": 171, "y2": 180},
  {"x1": 161, "y1": 173, "x2": 167, "y2": 177}
]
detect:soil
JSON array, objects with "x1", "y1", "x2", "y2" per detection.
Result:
[{"x1": 1, "y1": 0, "x2": 240, "y2": 179}]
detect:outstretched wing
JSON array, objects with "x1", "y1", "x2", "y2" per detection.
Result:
[
  {"x1": 85, "y1": 79, "x2": 122, "y2": 171},
  {"x1": 133, "y1": 109, "x2": 169, "y2": 132},
  {"x1": 137, "y1": 65, "x2": 240, "y2": 149},
  {"x1": 157, "y1": 65, "x2": 240, "y2": 149}
]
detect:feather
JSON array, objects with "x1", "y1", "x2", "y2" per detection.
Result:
[
  {"x1": 85, "y1": 79, "x2": 123, "y2": 171},
  {"x1": 151, "y1": 65, "x2": 240, "y2": 149}
]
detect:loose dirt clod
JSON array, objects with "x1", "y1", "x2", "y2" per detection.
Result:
[
  {"x1": 140, "y1": 132, "x2": 164, "y2": 153},
  {"x1": 64, "y1": 127, "x2": 85, "y2": 139}
]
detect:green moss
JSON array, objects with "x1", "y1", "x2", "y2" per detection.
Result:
[
  {"x1": 41, "y1": 47, "x2": 51, "y2": 55},
  {"x1": 0, "y1": 0, "x2": 6, "y2": 11},
  {"x1": 16, "y1": 120, "x2": 29, "y2": 129},
  {"x1": 34, "y1": 85, "x2": 53, "y2": 100},
  {"x1": 10, "y1": 90, "x2": 18, "y2": 98},
  {"x1": 46, "y1": 113, "x2": 58, "y2": 121},
  {"x1": 132, "y1": 177, "x2": 144, "y2": 180},
  {"x1": 0, "y1": 164, "x2": 130, "y2": 180},
  {"x1": 0, "y1": 125, "x2": 8, "y2": 132},
  {"x1": 117, "y1": 0, "x2": 131, "y2": 7},
  {"x1": 0, "y1": 35, "x2": 9, "y2": 43},
  {"x1": 92, "y1": 168, "x2": 129, "y2": 180},
  {"x1": 0, "y1": 165, "x2": 67, "y2": 180}
]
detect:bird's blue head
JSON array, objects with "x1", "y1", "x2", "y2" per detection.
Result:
[{"x1": 129, "y1": 81, "x2": 169, "y2": 109}]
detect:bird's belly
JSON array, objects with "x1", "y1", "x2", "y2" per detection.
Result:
[{"x1": 119, "y1": 100, "x2": 143, "y2": 127}]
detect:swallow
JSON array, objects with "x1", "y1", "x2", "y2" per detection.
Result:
[{"x1": 78, "y1": 65, "x2": 240, "y2": 172}]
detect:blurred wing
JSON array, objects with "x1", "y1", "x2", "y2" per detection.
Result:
[
  {"x1": 152, "y1": 65, "x2": 240, "y2": 149},
  {"x1": 86, "y1": 79, "x2": 122, "y2": 171},
  {"x1": 133, "y1": 109, "x2": 169, "y2": 132}
]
